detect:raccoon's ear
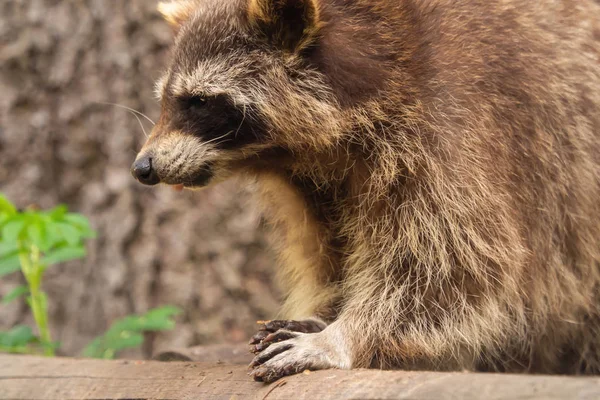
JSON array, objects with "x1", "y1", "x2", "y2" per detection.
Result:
[
  {"x1": 247, "y1": 0, "x2": 322, "y2": 53},
  {"x1": 158, "y1": 1, "x2": 196, "y2": 31}
]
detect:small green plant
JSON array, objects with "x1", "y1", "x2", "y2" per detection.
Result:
[
  {"x1": 83, "y1": 306, "x2": 181, "y2": 359},
  {"x1": 0, "y1": 194, "x2": 181, "y2": 358},
  {"x1": 0, "y1": 195, "x2": 94, "y2": 355}
]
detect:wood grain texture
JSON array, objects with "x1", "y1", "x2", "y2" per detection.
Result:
[
  {"x1": 0, "y1": 1, "x2": 278, "y2": 358},
  {"x1": 1, "y1": 355, "x2": 599, "y2": 400},
  {"x1": 152, "y1": 344, "x2": 253, "y2": 363}
]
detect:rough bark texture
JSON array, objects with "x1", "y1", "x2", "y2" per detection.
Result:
[
  {"x1": 2, "y1": 354, "x2": 600, "y2": 400},
  {"x1": 0, "y1": 0, "x2": 279, "y2": 357}
]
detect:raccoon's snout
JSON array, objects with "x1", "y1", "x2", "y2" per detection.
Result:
[{"x1": 131, "y1": 155, "x2": 160, "y2": 186}]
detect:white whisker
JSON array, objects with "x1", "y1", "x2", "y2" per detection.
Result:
[
  {"x1": 235, "y1": 104, "x2": 247, "y2": 138},
  {"x1": 203, "y1": 130, "x2": 233, "y2": 146},
  {"x1": 97, "y1": 102, "x2": 156, "y2": 126},
  {"x1": 131, "y1": 112, "x2": 149, "y2": 138}
]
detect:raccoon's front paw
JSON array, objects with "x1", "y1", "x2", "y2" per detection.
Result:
[
  {"x1": 248, "y1": 327, "x2": 351, "y2": 383},
  {"x1": 248, "y1": 318, "x2": 327, "y2": 354}
]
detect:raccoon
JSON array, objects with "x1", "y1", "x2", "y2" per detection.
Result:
[{"x1": 132, "y1": 0, "x2": 600, "y2": 382}]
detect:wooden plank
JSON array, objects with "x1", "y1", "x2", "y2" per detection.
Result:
[
  {"x1": 0, "y1": 354, "x2": 598, "y2": 400},
  {"x1": 152, "y1": 344, "x2": 252, "y2": 364}
]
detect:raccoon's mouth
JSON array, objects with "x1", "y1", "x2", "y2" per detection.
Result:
[{"x1": 176, "y1": 163, "x2": 214, "y2": 189}]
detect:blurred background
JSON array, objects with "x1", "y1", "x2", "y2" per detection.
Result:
[{"x1": 0, "y1": 1, "x2": 279, "y2": 358}]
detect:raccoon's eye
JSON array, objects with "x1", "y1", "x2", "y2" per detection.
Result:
[{"x1": 180, "y1": 96, "x2": 207, "y2": 111}]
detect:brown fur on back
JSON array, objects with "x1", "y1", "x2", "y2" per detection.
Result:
[{"x1": 249, "y1": 0, "x2": 600, "y2": 373}]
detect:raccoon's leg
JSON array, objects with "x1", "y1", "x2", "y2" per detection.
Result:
[
  {"x1": 249, "y1": 264, "x2": 519, "y2": 382},
  {"x1": 248, "y1": 304, "x2": 485, "y2": 383},
  {"x1": 248, "y1": 318, "x2": 327, "y2": 354}
]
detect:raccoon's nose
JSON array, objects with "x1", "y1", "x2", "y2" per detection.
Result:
[{"x1": 131, "y1": 156, "x2": 160, "y2": 186}]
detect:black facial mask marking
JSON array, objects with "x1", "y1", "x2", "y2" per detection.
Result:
[{"x1": 170, "y1": 94, "x2": 261, "y2": 149}]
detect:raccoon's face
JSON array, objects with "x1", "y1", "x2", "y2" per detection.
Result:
[{"x1": 132, "y1": 0, "x2": 343, "y2": 189}]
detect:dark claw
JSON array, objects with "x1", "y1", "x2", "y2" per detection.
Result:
[
  {"x1": 249, "y1": 330, "x2": 270, "y2": 345},
  {"x1": 249, "y1": 367, "x2": 266, "y2": 382},
  {"x1": 250, "y1": 367, "x2": 284, "y2": 383},
  {"x1": 264, "y1": 319, "x2": 326, "y2": 334},
  {"x1": 249, "y1": 319, "x2": 326, "y2": 356},
  {"x1": 250, "y1": 364, "x2": 300, "y2": 383},
  {"x1": 263, "y1": 320, "x2": 289, "y2": 332},
  {"x1": 249, "y1": 341, "x2": 270, "y2": 354},
  {"x1": 250, "y1": 330, "x2": 299, "y2": 353},
  {"x1": 249, "y1": 343, "x2": 293, "y2": 368},
  {"x1": 263, "y1": 330, "x2": 298, "y2": 344}
]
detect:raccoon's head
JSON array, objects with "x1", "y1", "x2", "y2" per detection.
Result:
[{"x1": 131, "y1": 0, "x2": 350, "y2": 189}]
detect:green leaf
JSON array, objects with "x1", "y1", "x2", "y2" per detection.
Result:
[
  {"x1": 42, "y1": 246, "x2": 86, "y2": 266},
  {"x1": 0, "y1": 242, "x2": 18, "y2": 258},
  {"x1": 0, "y1": 195, "x2": 17, "y2": 217},
  {"x1": 82, "y1": 332, "x2": 144, "y2": 359},
  {"x1": 110, "y1": 306, "x2": 181, "y2": 333},
  {"x1": 0, "y1": 326, "x2": 36, "y2": 348},
  {"x1": 2, "y1": 285, "x2": 28, "y2": 304},
  {"x1": 81, "y1": 337, "x2": 103, "y2": 358},
  {"x1": 63, "y1": 214, "x2": 96, "y2": 238},
  {"x1": 140, "y1": 306, "x2": 182, "y2": 330},
  {"x1": 44, "y1": 222, "x2": 64, "y2": 246},
  {"x1": 48, "y1": 205, "x2": 68, "y2": 220},
  {"x1": 108, "y1": 316, "x2": 140, "y2": 333},
  {"x1": 147, "y1": 305, "x2": 182, "y2": 316},
  {"x1": 1, "y1": 218, "x2": 26, "y2": 242},
  {"x1": 105, "y1": 331, "x2": 144, "y2": 352},
  {"x1": 27, "y1": 222, "x2": 50, "y2": 252},
  {"x1": 54, "y1": 222, "x2": 82, "y2": 246},
  {"x1": 62, "y1": 213, "x2": 88, "y2": 228},
  {"x1": 0, "y1": 253, "x2": 21, "y2": 277},
  {"x1": 82, "y1": 306, "x2": 181, "y2": 359}
]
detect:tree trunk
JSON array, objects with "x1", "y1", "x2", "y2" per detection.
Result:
[{"x1": 0, "y1": 0, "x2": 279, "y2": 358}]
